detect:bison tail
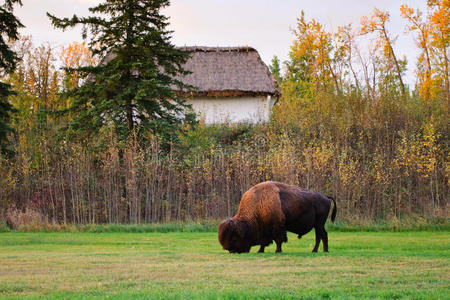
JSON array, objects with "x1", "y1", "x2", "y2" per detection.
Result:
[{"x1": 328, "y1": 196, "x2": 337, "y2": 223}]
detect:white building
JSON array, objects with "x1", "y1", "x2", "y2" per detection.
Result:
[
  {"x1": 98, "y1": 46, "x2": 279, "y2": 124},
  {"x1": 174, "y1": 47, "x2": 279, "y2": 124}
]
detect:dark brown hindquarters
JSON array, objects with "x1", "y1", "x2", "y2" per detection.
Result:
[{"x1": 312, "y1": 196, "x2": 336, "y2": 252}]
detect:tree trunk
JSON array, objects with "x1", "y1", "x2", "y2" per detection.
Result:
[
  {"x1": 126, "y1": 102, "x2": 134, "y2": 132},
  {"x1": 383, "y1": 29, "x2": 406, "y2": 98}
]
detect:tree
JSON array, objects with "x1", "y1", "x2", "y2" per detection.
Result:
[
  {"x1": 361, "y1": 8, "x2": 406, "y2": 98},
  {"x1": 59, "y1": 42, "x2": 97, "y2": 93},
  {"x1": 427, "y1": 0, "x2": 449, "y2": 102},
  {"x1": 401, "y1": 4, "x2": 433, "y2": 101},
  {"x1": 47, "y1": 0, "x2": 195, "y2": 142},
  {"x1": 0, "y1": 0, "x2": 23, "y2": 156},
  {"x1": 335, "y1": 24, "x2": 361, "y2": 93},
  {"x1": 269, "y1": 56, "x2": 282, "y2": 85},
  {"x1": 291, "y1": 11, "x2": 340, "y2": 94}
]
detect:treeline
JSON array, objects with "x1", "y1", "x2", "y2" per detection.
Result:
[{"x1": 0, "y1": 2, "x2": 449, "y2": 226}]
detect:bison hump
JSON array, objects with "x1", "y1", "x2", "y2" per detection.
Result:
[{"x1": 237, "y1": 182, "x2": 285, "y2": 226}]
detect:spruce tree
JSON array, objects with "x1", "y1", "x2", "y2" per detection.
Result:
[
  {"x1": 47, "y1": 0, "x2": 194, "y2": 142},
  {"x1": 0, "y1": 0, "x2": 23, "y2": 156},
  {"x1": 269, "y1": 56, "x2": 282, "y2": 85}
]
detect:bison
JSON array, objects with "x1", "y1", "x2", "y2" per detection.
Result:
[{"x1": 218, "y1": 181, "x2": 337, "y2": 253}]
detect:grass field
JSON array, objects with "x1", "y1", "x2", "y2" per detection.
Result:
[{"x1": 0, "y1": 230, "x2": 449, "y2": 299}]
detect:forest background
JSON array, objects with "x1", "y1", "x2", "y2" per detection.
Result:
[{"x1": 0, "y1": 0, "x2": 448, "y2": 229}]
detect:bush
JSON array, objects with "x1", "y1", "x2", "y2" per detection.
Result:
[
  {"x1": 0, "y1": 221, "x2": 10, "y2": 232},
  {"x1": 5, "y1": 208, "x2": 50, "y2": 231}
]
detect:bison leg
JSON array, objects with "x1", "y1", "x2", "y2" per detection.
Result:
[
  {"x1": 313, "y1": 226, "x2": 329, "y2": 252},
  {"x1": 272, "y1": 229, "x2": 286, "y2": 253},
  {"x1": 275, "y1": 240, "x2": 283, "y2": 253},
  {"x1": 274, "y1": 232, "x2": 286, "y2": 253},
  {"x1": 258, "y1": 245, "x2": 265, "y2": 253},
  {"x1": 312, "y1": 227, "x2": 321, "y2": 253},
  {"x1": 321, "y1": 229, "x2": 329, "y2": 252}
]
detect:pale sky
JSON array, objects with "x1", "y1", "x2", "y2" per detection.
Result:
[{"x1": 15, "y1": 0, "x2": 427, "y2": 85}]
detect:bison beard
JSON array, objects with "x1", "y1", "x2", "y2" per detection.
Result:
[{"x1": 218, "y1": 181, "x2": 337, "y2": 253}]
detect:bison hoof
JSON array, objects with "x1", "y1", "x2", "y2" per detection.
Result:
[{"x1": 312, "y1": 249, "x2": 318, "y2": 253}]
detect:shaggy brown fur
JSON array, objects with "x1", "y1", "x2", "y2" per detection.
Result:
[{"x1": 218, "y1": 181, "x2": 337, "y2": 253}]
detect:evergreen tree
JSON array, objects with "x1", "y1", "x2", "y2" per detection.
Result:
[
  {"x1": 269, "y1": 56, "x2": 282, "y2": 85},
  {"x1": 0, "y1": 0, "x2": 23, "y2": 156},
  {"x1": 47, "y1": 0, "x2": 195, "y2": 142}
]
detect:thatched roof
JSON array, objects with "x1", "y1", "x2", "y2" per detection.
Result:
[
  {"x1": 175, "y1": 46, "x2": 279, "y2": 98},
  {"x1": 96, "y1": 46, "x2": 280, "y2": 98}
]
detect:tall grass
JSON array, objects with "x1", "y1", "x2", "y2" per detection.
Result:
[{"x1": 0, "y1": 99, "x2": 448, "y2": 226}]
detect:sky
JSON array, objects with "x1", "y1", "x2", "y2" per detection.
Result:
[{"x1": 15, "y1": 0, "x2": 427, "y2": 85}]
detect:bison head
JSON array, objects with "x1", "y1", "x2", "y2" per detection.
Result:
[{"x1": 218, "y1": 218, "x2": 251, "y2": 253}]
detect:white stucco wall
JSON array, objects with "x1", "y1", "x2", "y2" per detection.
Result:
[{"x1": 186, "y1": 96, "x2": 275, "y2": 124}]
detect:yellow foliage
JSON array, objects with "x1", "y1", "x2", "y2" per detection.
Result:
[
  {"x1": 360, "y1": 8, "x2": 390, "y2": 35},
  {"x1": 427, "y1": 0, "x2": 450, "y2": 101},
  {"x1": 395, "y1": 123, "x2": 439, "y2": 178},
  {"x1": 372, "y1": 150, "x2": 389, "y2": 185},
  {"x1": 59, "y1": 42, "x2": 97, "y2": 90},
  {"x1": 291, "y1": 11, "x2": 336, "y2": 91},
  {"x1": 400, "y1": 4, "x2": 440, "y2": 102},
  {"x1": 337, "y1": 151, "x2": 357, "y2": 186},
  {"x1": 361, "y1": 7, "x2": 406, "y2": 96},
  {"x1": 302, "y1": 142, "x2": 334, "y2": 173}
]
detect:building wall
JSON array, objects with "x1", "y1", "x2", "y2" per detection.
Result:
[{"x1": 186, "y1": 95, "x2": 275, "y2": 124}]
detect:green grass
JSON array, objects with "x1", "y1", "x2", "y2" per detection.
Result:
[
  {"x1": 0, "y1": 231, "x2": 448, "y2": 299},
  {"x1": 4, "y1": 218, "x2": 449, "y2": 233}
]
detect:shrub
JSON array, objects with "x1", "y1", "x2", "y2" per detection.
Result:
[
  {"x1": 5, "y1": 208, "x2": 49, "y2": 231},
  {"x1": 0, "y1": 221, "x2": 10, "y2": 232}
]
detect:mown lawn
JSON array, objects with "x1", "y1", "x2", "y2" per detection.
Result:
[{"x1": 0, "y1": 230, "x2": 448, "y2": 299}]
